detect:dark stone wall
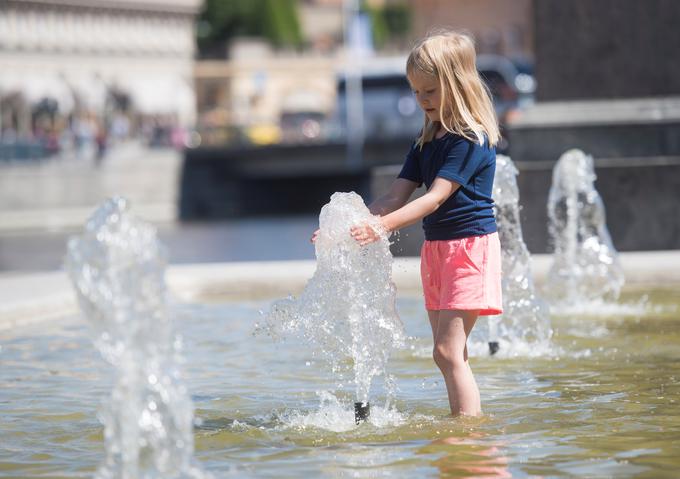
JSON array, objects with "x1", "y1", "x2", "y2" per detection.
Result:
[
  {"x1": 534, "y1": 0, "x2": 680, "y2": 101},
  {"x1": 516, "y1": 159, "x2": 680, "y2": 252},
  {"x1": 508, "y1": 121, "x2": 680, "y2": 163},
  {"x1": 372, "y1": 159, "x2": 680, "y2": 255}
]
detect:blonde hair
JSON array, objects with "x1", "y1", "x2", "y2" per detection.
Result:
[{"x1": 406, "y1": 30, "x2": 500, "y2": 148}]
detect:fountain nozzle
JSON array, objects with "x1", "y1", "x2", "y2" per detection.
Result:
[
  {"x1": 354, "y1": 401, "x2": 370, "y2": 424},
  {"x1": 488, "y1": 341, "x2": 500, "y2": 356}
]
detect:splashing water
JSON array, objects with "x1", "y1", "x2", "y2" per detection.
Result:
[
  {"x1": 263, "y1": 192, "x2": 405, "y2": 405},
  {"x1": 275, "y1": 391, "x2": 409, "y2": 432},
  {"x1": 546, "y1": 149, "x2": 624, "y2": 311},
  {"x1": 475, "y1": 155, "x2": 552, "y2": 357},
  {"x1": 65, "y1": 197, "x2": 210, "y2": 479}
]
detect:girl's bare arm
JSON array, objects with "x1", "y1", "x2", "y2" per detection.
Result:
[
  {"x1": 367, "y1": 178, "x2": 419, "y2": 216},
  {"x1": 351, "y1": 177, "x2": 460, "y2": 245}
]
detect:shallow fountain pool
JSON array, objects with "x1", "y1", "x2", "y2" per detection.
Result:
[{"x1": 1, "y1": 286, "x2": 679, "y2": 478}]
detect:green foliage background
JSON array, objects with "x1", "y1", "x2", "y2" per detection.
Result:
[
  {"x1": 365, "y1": 2, "x2": 412, "y2": 49},
  {"x1": 197, "y1": 0, "x2": 302, "y2": 57},
  {"x1": 196, "y1": 0, "x2": 411, "y2": 57}
]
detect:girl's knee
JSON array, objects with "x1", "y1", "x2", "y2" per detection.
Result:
[
  {"x1": 432, "y1": 344, "x2": 445, "y2": 368},
  {"x1": 433, "y1": 343, "x2": 466, "y2": 370}
]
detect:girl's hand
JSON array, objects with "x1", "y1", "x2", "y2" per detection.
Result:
[
  {"x1": 310, "y1": 229, "x2": 320, "y2": 243},
  {"x1": 350, "y1": 220, "x2": 387, "y2": 246}
]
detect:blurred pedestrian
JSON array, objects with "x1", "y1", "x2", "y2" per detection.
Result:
[{"x1": 95, "y1": 120, "x2": 107, "y2": 166}]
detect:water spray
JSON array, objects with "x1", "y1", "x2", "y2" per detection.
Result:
[
  {"x1": 65, "y1": 197, "x2": 210, "y2": 479},
  {"x1": 265, "y1": 192, "x2": 404, "y2": 425},
  {"x1": 546, "y1": 149, "x2": 624, "y2": 309},
  {"x1": 484, "y1": 155, "x2": 551, "y2": 352}
]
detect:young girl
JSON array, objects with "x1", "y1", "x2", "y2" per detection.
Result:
[{"x1": 350, "y1": 30, "x2": 503, "y2": 416}]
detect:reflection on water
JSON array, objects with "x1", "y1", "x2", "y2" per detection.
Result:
[
  {"x1": 1, "y1": 288, "x2": 679, "y2": 477},
  {"x1": 423, "y1": 434, "x2": 511, "y2": 479}
]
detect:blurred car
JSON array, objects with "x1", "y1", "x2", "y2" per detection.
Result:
[
  {"x1": 478, "y1": 55, "x2": 537, "y2": 152},
  {"x1": 331, "y1": 76, "x2": 419, "y2": 140},
  {"x1": 477, "y1": 54, "x2": 521, "y2": 122},
  {"x1": 329, "y1": 55, "x2": 533, "y2": 153},
  {"x1": 509, "y1": 57, "x2": 537, "y2": 108},
  {"x1": 330, "y1": 59, "x2": 423, "y2": 141}
]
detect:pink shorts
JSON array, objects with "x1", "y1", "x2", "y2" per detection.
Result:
[{"x1": 420, "y1": 232, "x2": 503, "y2": 315}]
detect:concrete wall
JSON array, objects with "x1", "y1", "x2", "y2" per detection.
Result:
[
  {"x1": 508, "y1": 99, "x2": 680, "y2": 164},
  {"x1": 6, "y1": 252, "x2": 680, "y2": 329},
  {"x1": 179, "y1": 138, "x2": 413, "y2": 219},
  {"x1": 0, "y1": 143, "x2": 180, "y2": 231}
]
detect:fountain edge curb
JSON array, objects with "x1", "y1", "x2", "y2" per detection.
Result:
[{"x1": 1, "y1": 251, "x2": 679, "y2": 331}]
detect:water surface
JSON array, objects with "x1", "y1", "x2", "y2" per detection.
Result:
[{"x1": 1, "y1": 287, "x2": 679, "y2": 478}]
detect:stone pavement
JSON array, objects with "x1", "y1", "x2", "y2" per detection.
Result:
[{"x1": 2, "y1": 251, "x2": 680, "y2": 331}]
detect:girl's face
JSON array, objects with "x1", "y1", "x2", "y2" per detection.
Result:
[{"x1": 408, "y1": 70, "x2": 442, "y2": 123}]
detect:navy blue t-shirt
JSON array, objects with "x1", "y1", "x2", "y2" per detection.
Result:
[{"x1": 398, "y1": 132, "x2": 497, "y2": 241}]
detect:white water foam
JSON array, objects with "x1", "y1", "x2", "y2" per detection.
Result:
[{"x1": 274, "y1": 391, "x2": 409, "y2": 432}]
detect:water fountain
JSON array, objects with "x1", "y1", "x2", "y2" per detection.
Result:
[
  {"x1": 546, "y1": 149, "x2": 624, "y2": 311},
  {"x1": 263, "y1": 192, "x2": 405, "y2": 424},
  {"x1": 64, "y1": 197, "x2": 210, "y2": 479},
  {"x1": 2, "y1": 187, "x2": 680, "y2": 477},
  {"x1": 482, "y1": 155, "x2": 551, "y2": 356}
]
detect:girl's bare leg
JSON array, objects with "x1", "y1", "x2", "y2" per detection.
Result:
[
  {"x1": 427, "y1": 310, "x2": 440, "y2": 343},
  {"x1": 429, "y1": 309, "x2": 481, "y2": 416}
]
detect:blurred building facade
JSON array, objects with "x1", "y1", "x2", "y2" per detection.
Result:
[
  {"x1": 0, "y1": 0, "x2": 201, "y2": 154},
  {"x1": 407, "y1": 0, "x2": 533, "y2": 61},
  {"x1": 195, "y1": 41, "x2": 337, "y2": 146}
]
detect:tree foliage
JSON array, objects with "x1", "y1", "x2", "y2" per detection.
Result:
[
  {"x1": 365, "y1": 1, "x2": 412, "y2": 49},
  {"x1": 197, "y1": 0, "x2": 302, "y2": 57}
]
